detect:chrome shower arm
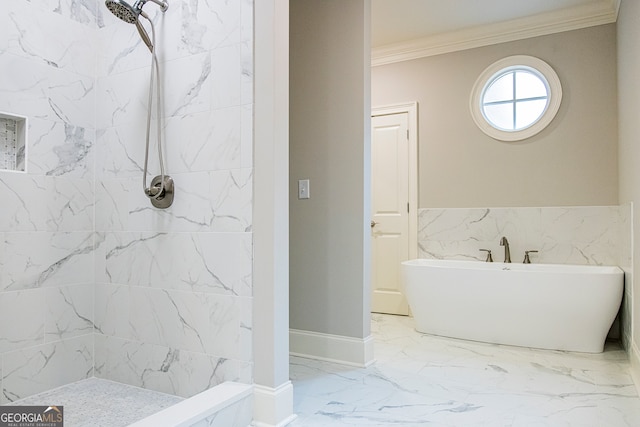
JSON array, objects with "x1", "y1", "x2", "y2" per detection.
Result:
[{"x1": 133, "y1": 0, "x2": 168, "y2": 12}]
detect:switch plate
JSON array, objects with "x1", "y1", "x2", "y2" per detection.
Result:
[{"x1": 298, "y1": 179, "x2": 310, "y2": 199}]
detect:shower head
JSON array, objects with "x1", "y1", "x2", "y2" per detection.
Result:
[
  {"x1": 105, "y1": 0, "x2": 138, "y2": 24},
  {"x1": 105, "y1": 0, "x2": 169, "y2": 23},
  {"x1": 105, "y1": 0, "x2": 168, "y2": 52}
]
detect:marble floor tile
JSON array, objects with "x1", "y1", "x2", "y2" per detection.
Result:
[{"x1": 290, "y1": 314, "x2": 640, "y2": 426}]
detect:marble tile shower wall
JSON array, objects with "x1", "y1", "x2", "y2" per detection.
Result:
[
  {"x1": 0, "y1": 0, "x2": 254, "y2": 403},
  {"x1": 0, "y1": 0, "x2": 98, "y2": 404},
  {"x1": 95, "y1": 0, "x2": 253, "y2": 398},
  {"x1": 417, "y1": 205, "x2": 633, "y2": 349}
]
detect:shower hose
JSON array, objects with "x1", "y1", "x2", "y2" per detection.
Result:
[{"x1": 141, "y1": 13, "x2": 166, "y2": 200}]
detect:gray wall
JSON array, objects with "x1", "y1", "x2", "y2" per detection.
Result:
[
  {"x1": 372, "y1": 24, "x2": 618, "y2": 208},
  {"x1": 289, "y1": 0, "x2": 371, "y2": 338}
]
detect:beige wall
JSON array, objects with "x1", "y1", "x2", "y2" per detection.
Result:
[
  {"x1": 372, "y1": 24, "x2": 618, "y2": 208},
  {"x1": 289, "y1": 0, "x2": 371, "y2": 338},
  {"x1": 617, "y1": 0, "x2": 640, "y2": 360}
]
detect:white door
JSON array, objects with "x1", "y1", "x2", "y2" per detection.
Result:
[{"x1": 371, "y1": 112, "x2": 411, "y2": 315}]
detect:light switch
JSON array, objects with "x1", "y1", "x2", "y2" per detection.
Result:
[{"x1": 298, "y1": 179, "x2": 310, "y2": 199}]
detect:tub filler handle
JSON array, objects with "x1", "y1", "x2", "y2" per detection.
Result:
[
  {"x1": 479, "y1": 249, "x2": 493, "y2": 262},
  {"x1": 523, "y1": 250, "x2": 538, "y2": 264}
]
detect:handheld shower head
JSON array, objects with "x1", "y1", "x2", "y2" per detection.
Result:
[
  {"x1": 105, "y1": 0, "x2": 168, "y2": 52},
  {"x1": 105, "y1": 0, "x2": 139, "y2": 24}
]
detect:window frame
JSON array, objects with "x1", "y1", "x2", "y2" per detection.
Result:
[{"x1": 470, "y1": 55, "x2": 563, "y2": 142}]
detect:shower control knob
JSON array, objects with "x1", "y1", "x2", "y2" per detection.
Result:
[{"x1": 147, "y1": 175, "x2": 174, "y2": 209}]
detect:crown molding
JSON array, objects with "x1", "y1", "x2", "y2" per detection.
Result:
[{"x1": 372, "y1": 0, "x2": 620, "y2": 67}]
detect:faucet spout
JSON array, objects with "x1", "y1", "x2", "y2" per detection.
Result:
[{"x1": 499, "y1": 236, "x2": 511, "y2": 263}]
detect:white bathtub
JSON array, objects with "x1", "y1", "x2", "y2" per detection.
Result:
[{"x1": 401, "y1": 259, "x2": 624, "y2": 353}]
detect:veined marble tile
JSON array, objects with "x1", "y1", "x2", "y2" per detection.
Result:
[
  {"x1": 538, "y1": 239, "x2": 619, "y2": 265},
  {"x1": 239, "y1": 297, "x2": 253, "y2": 362},
  {"x1": 123, "y1": 169, "x2": 252, "y2": 232},
  {"x1": 94, "y1": 334, "x2": 243, "y2": 399},
  {"x1": 418, "y1": 206, "x2": 624, "y2": 266},
  {"x1": 25, "y1": 0, "x2": 105, "y2": 28},
  {"x1": 1, "y1": 2, "x2": 97, "y2": 77},
  {"x1": 241, "y1": 0, "x2": 253, "y2": 46},
  {"x1": 100, "y1": 231, "x2": 251, "y2": 295},
  {"x1": 164, "y1": 108, "x2": 242, "y2": 174},
  {"x1": 0, "y1": 289, "x2": 44, "y2": 353},
  {"x1": 169, "y1": 0, "x2": 241, "y2": 56},
  {"x1": 191, "y1": 395, "x2": 253, "y2": 427},
  {"x1": 418, "y1": 208, "x2": 495, "y2": 242},
  {"x1": 99, "y1": 0, "x2": 242, "y2": 76},
  {"x1": 211, "y1": 45, "x2": 242, "y2": 110},
  {"x1": 0, "y1": 172, "x2": 93, "y2": 231},
  {"x1": 45, "y1": 283, "x2": 93, "y2": 342},
  {"x1": 97, "y1": 107, "x2": 241, "y2": 179},
  {"x1": 0, "y1": 51, "x2": 95, "y2": 130},
  {"x1": 96, "y1": 66, "x2": 150, "y2": 130},
  {"x1": 95, "y1": 122, "x2": 146, "y2": 180},
  {"x1": 291, "y1": 314, "x2": 640, "y2": 427},
  {"x1": 98, "y1": 52, "x2": 214, "y2": 128},
  {"x1": 27, "y1": 119, "x2": 94, "y2": 179},
  {"x1": 540, "y1": 206, "x2": 621, "y2": 244},
  {"x1": 94, "y1": 283, "x2": 130, "y2": 339},
  {"x1": 97, "y1": 20, "x2": 152, "y2": 78},
  {"x1": 241, "y1": 104, "x2": 253, "y2": 169},
  {"x1": 129, "y1": 287, "x2": 240, "y2": 357},
  {"x1": 95, "y1": 178, "x2": 130, "y2": 232},
  {"x1": 1, "y1": 334, "x2": 93, "y2": 404},
  {"x1": 3, "y1": 232, "x2": 96, "y2": 291},
  {"x1": 619, "y1": 203, "x2": 632, "y2": 268},
  {"x1": 164, "y1": 52, "x2": 213, "y2": 118},
  {"x1": 241, "y1": 39, "x2": 254, "y2": 106}
]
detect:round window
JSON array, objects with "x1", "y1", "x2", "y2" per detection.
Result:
[{"x1": 470, "y1": 56, "x2": 562, "y2": 141}]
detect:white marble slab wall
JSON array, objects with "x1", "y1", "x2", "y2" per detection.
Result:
[
  {"x1": 94, "y1": 0, "x2": 254, "y2": 398},
  {"x1": 0, "y1": 0, "x2": 98, "y2": 404},
  {"x1": 417, "y1": 205, "x2": 632, "y2": 348}
]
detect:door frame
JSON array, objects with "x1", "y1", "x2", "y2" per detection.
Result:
[{"x1": 371, "y1": 102, "x2": 419, "y2": 262}]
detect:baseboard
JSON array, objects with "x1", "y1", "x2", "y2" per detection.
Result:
[
  {"x1": 252, "y1": 381, "x2": 296, "y2": 427},
  {"x1": 630, "y1": 342, "x2": 640, "y2": 396},
  {"x1": 289, "y1": 328, "x2": 375, "y2": 367}
]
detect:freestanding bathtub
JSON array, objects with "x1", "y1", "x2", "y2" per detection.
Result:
[{"x1": 401, "y1": 259, "x2": 624, "y2": 353}]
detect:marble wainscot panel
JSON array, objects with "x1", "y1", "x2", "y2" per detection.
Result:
[{"x1": 418, "y1": 206, "x2": 627, "y2": 266}]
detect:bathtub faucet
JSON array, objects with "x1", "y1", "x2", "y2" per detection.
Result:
[{"x1": 499, "y1": 236, "x2": 511, "y2": 263}]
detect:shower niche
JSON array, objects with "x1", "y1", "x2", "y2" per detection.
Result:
[{"x1": 0, "y1": 112, "x2": 26, "y2": 172}]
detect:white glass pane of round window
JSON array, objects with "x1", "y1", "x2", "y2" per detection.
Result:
[{"x1": 470, "y1": 56, "x2": 562, "y2": 141}]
